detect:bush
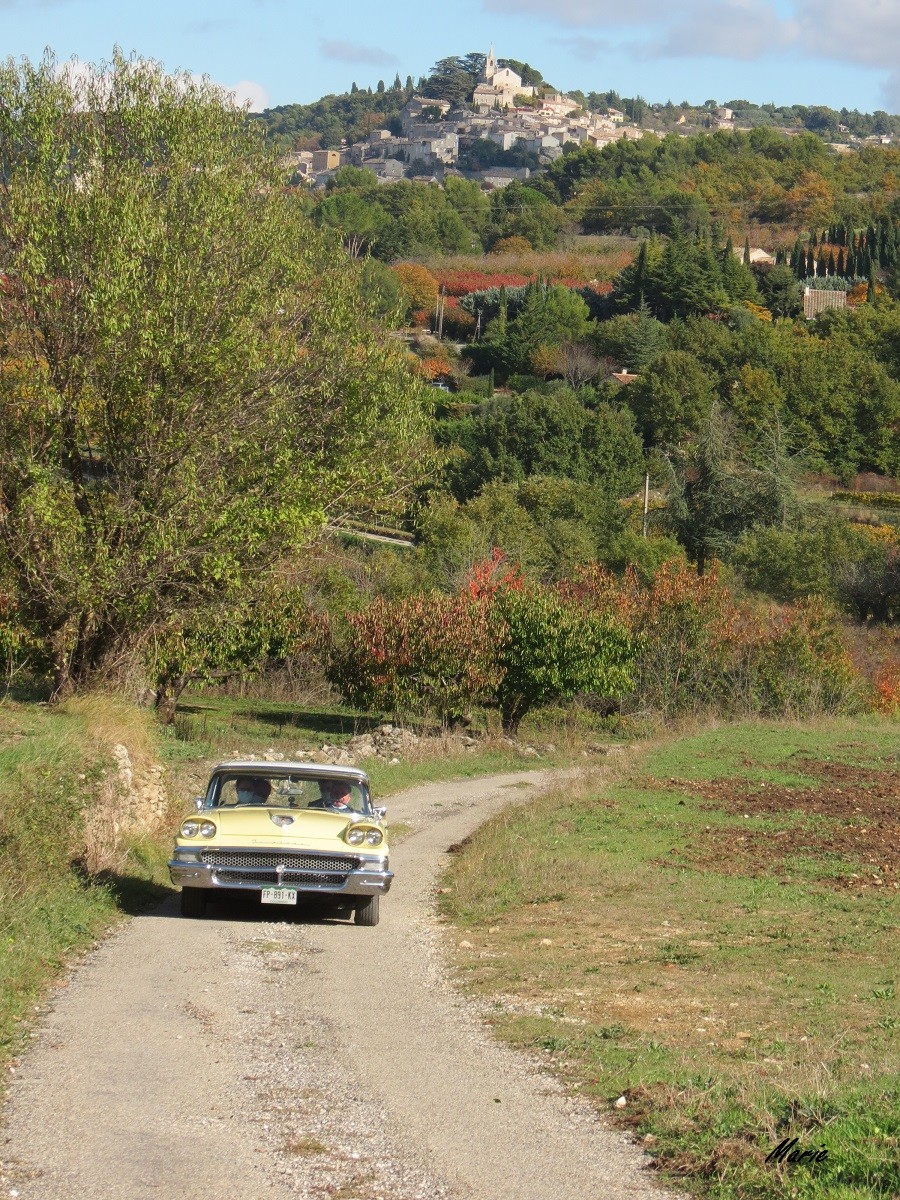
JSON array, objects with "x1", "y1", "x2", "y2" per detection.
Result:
[{"x1": 324, "y1": 592, "x2": 499, "y2": 724}]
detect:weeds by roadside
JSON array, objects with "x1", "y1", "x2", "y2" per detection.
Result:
[{"x1": 440, "y1": 717, "x2": 900, "y2": 1199}]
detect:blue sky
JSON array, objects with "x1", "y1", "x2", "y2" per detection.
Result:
[{"x1": 5, "y1": 0, "x2": 900, "y2": 113}]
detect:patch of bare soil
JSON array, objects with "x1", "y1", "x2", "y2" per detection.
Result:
[{"x1": 653, "y1": 758, "x2": 900, "y2": 892}]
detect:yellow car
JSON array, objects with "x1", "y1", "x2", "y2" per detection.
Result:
[{"x1": 168, "y1": 762, "x2": 391, "y2": 926}]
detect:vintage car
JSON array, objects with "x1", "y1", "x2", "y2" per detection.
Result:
[{"x1": 169, "y1": 762, "x2": 391, "y2": 925}]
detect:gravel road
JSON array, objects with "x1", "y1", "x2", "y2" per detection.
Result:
[{"x1": 1, "y1": 769, "x2": 674, "y2": 1200}]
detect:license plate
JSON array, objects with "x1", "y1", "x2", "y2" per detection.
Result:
[{"x1": 261, "y1": 886, "x2": 298, "y2": 905}]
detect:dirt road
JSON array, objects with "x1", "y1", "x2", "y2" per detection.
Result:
[{"x1": 1, "y1": 769, "x2": 673, "y2": 1200}]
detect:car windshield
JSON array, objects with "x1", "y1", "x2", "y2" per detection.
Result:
[{"x1": 211, "y1": 773, "x2": 370, "y2": 815}]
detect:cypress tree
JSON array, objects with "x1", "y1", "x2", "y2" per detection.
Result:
[
  {"x1": 810, "y1": 230, "x2": 818, "y2": 249},
  {"x1": 837, "y1": 248, "x2": 845, "y2": 275},
  {"x1": 828, "y1": 250, "x2": 836, "y2": 275},
  {"x1": 846, "y1": 249, "x2": 856, "y2": 278},
  {"x1": 817, "y1": 248, "x2": 827, "y2": 276},
  {"x1": 790, "y1": 237, "x2": 804, "y2": 275},
  {"x1": 867, "y1": 273, "x2": 877, "y2": 303},
  {"x1": 807, "y1": 247, "x2": 816, "y2": 276},
  {"x1": 743, "y1": 236, "x2": 751, "y2": 264}
]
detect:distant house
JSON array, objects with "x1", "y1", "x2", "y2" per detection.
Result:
[
  {"x1": 611, "y1": 369, "x2": 638, "y2": 385},
  {"x1": 734, "y1": 246, "x2": 776, "y2": 265},
  {"x1": 478, "y1": 165, "x2": 531, "y2": 189},
  {"x1": 803, "y1": 287, "x2": 847, "y2": 319},
  {"x1": 311, "y1": 149, "x2": 344, "y2": 172}
]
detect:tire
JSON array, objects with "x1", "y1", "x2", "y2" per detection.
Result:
[
  {"x1": 180, "y1": 886, "x2": 208, "y2": 918},
  {"x1": 354, "y1": 895, "x2": 380, "y2": 927}
]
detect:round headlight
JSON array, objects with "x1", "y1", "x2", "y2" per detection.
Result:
[
  {"x1": 365, "y1": 829, "x2": 384, "y2": 846},
  {"x1": 180, "y1": 819, "x2": 201, "y2": 838},
  {"x1": 199, "y1": 821, "x2": 217, "y2": 838},
  {"x1": 346, "y1": 827, "x2": 366, "y2": 845}
]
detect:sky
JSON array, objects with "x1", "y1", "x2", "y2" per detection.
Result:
[{"x1": 3, "y1": 0, "x2": 900, "y2": 115}]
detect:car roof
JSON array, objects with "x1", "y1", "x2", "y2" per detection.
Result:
[{"x1": 212, "y1": 761, "x2": 370, "y2": 784}]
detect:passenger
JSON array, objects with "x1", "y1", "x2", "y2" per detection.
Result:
[{"x1": 235, "y1": 777, "x2": 272, "y2": 806}]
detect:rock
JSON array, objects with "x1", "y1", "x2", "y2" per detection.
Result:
[
  {"x1": 488, "y1": 926, "x2": 500, "y2": 934},
  {"x1": 614, "y1": 1096, "x2": 628, "y2": 1108},
  {"x1": 539, "y1": 938, "x2": 553, "y2": 947},
  {"x1": 459, "y1": 940, "x2": 474, "y2": 949}
]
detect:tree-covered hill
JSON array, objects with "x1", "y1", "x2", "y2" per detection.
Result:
[{"x1": 252, "y1": 50, "x2": 900, "y2": 152}]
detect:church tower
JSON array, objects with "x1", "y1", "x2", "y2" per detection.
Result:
[{"x1": 482, "y1": 44, "x2": 498, "y2": 83}]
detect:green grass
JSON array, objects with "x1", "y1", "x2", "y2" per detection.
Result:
[
  {"x1": 0, "y1": 699, "x2": 172, "y2": 1060},
  {"x1": 162, "y1": 690, "x2": 610, "y2": 799},
  {"x1": 440, "y1": 717, "x2": 900, "y2": 1200}
]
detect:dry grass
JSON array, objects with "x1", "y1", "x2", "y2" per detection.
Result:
[{"x1": 430, "y1": 246, "x2": 635, "y2": 283}]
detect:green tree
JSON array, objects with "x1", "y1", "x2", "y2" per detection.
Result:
[
  {"x1": 626, "y1": 350, "x2": 717, "y2": 444},
  {"x1": 494, "y1": 586, "x2": 634, "y2": 733},
  {"x1": 663, "y1": 403, "x2": 798, "y2": 574},
  {"x1": 0, "y1": 53, "x2": 431, "y2": 700}
]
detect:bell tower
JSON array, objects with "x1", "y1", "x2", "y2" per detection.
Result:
[{"x1": 482, "y1": 44, "x2": 498, "y2": 83}]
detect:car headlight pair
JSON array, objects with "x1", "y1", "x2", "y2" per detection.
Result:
[
  {"x1": 346, "y1": 826, "x2": 383, "y2": 847},
  {"x1": 180, "y1": 819, "x2": 217, "y2": 839}
]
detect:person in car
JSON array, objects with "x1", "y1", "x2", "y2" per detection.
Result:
[
  {"x1": 235, "y1": 777, "x2": 272, "y2": 805},
  {"x1": 309, "y1": 778, "x2": 354, "y2": 812}
]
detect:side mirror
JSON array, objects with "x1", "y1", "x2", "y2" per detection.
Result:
[
  {"x1": 194, "y1": 797, "x2": 205, "y2": 812},
  {"x1": 375, "y1": 806, "x2": 387, "y2": 820}
]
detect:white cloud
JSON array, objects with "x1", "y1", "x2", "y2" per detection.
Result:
[
  {"x1": 227, "y1": 79, "x2": 270, "y2": 112},
  {"x1": 795, "y1": 0, "x2": 900, "y2": 68},
  {"x1": 661, "y1": 0, "x2": 796, "y2": 60},
  {"x1": 553, "y1": 34, "x2": 610, "y2": 61},
  {"x1": 485, "y1": 0, "x2": 669, "y2": 25},
  {"x1": 320, "y1": 38, "x2": 398, "y2": 66}
]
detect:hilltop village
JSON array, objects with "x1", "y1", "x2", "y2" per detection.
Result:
[{"x1": 284, "y1": 47, "x2": 646, "y2": 189}]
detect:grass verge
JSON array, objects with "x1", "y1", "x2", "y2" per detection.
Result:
[
  {"x1": 0, "y1": 699, "x2": 172, "y2": 1062},
  {"x1": 440, "y1": 717, "x2": 900, "y2": 1199}
]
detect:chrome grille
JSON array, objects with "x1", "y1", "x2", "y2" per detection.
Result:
[
  {"x1": 201, "y1": 849, "x2": 358, "y2": 872},
  {"x1": 213, "y1": 868, "x2": 347, "y2": 888}
]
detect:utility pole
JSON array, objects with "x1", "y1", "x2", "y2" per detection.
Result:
[{"x1": 642, "y1": 471, "x2": 650, "y2": 538}]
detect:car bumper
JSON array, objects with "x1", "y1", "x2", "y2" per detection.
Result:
[{"x1": 169, "y1": 851, "x2": 393, "y2": 896}]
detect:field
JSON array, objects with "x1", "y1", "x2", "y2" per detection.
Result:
[{"x1": 440, "y1": 718, "x2": 900, "y2": 1199}]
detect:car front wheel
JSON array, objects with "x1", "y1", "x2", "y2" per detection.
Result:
[
  {"x1": 180, "y1": 886, "x2": 208, "y2": 918},
  {"x1": 354, "y1": 895, "x2": 380, "y2": 926}
]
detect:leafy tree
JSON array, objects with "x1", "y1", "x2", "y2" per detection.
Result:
[
  {"x1": 626, "y1": 351, "x2": 717, "y2": 444},
  {"x1": 757, "y1": 263, "x2": 803, "y2": 317},
  {"x1": 493, "y1": 586, "x2": 634, "y2": 733},
  {"x1": 0, "y1": 53, "x2": 431, "y2": 699}
]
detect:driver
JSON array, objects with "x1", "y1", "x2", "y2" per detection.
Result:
[
  {"x1": 235, "y1": 776, "x2": 272, "y2": 806},
  {"x1": 309, "y1": 778, "x2": 354, "y2": 812}
]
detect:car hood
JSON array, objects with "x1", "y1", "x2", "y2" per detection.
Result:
[{"x1": 178, "y1": 806, "x2": 380, "y2": 849}]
